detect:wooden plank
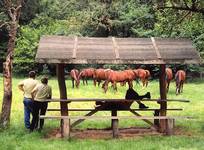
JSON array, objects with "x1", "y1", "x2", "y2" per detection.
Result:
[
  {"x1": 151, "y1": 37, "x2": 162, "y2": 59},
  {"x1": 71, "y1": 109, "x2": 99, "y2": 128},
  {"x1": 44, "y1": 98, "x2": 190, "y2": 102},
  {"x1": 46, "y1": 108, "x2": 183, "y2": 112},
  {"x1": 159, "y1": 64, "x2": 167, "y2": 133},
  {"x1": 111, "y1": 110, "x2": 119, "y2": 138},
  {"x1": 72, "y1": 36, "x2": 77, "y2": 59},
  {"x1": 40, "y1": 115, "x2": 193, "y2": 120},
  {"x1": 112, "y1": 37, "x2": 120, "y2": 59},
  {"x1": 56, "y1": 64, "x2": 69, "y2": 138},
  {"x1": 165, "y1": 118, "x2": 175, "y2": 135}
]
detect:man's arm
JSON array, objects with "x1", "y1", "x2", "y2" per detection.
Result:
[
  {"x1": 31, "y1": 86, "x2": 38, "y2": 100},
  {"x1": 18, "y1": 82, "x2": 24, "y2": 92}
]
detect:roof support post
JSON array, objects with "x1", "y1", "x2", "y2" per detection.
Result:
[
  {"x1": 159, "y1": 64, "x2": 167, "y2": 133},
  {"x1": 56, "y1": 64, "x2": 69, "y2": 138}
]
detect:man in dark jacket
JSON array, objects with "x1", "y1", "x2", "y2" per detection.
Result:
[{"x1": 96, "y1": 87, "x2": 150, "y2": 110}]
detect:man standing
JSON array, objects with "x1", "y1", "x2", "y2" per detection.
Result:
[
  {"x1": 30, "y1": 77, "x2": 52, "y2": 132},
  {"x1": 18, "y1": 71, "x2": 38, "y2": 129}
]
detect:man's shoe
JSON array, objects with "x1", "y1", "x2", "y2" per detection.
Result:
[{"x1": 139, "y1": 103, "x2": 149, "y2": 109}]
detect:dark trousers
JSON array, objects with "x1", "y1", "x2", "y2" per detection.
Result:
[{"x1": 30, "y1": 101, "x2": 48, "y2": 131}]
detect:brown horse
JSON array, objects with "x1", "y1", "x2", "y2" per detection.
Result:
[
  {"x1": 133, "y1": 69, "x2": 150, "y2": 87},
  {"x1": 70, "y1": 69, "x2": 80, "y2": 88},
  {"x1": 93, "y1": 68, "x2": 112, "y2": 87},
  {"x1": 103, "y1": 69, "x2": 135, "y2": 93},
  {"x1": 165, "y1": 68, "x2": 173, "y2": 93},
  {"x1": 175, "y1": 70, "x2": 186, "y2": 95},
  {"x1": 78, "y1": 68, "x2": 95, "y2": 85}
]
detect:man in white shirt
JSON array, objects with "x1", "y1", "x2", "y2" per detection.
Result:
[{"x1": 18, "y1": 71, "x2": 38, "y2": 129}]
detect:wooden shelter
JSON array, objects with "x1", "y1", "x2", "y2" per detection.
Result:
[{"x1": 36, "y1": 36, "x2": 201, "y2": 137}]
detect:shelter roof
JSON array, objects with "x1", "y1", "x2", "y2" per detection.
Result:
[{"x1": 35, "y1": 36, "x2": 201, "y2": 64}]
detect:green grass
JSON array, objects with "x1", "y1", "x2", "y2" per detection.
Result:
[{"x1": 0, "y1": 77, "x2": 204, "y2": 150}]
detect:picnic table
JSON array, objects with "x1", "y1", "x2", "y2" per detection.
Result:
[{"x1": 40, "y1": 98, "x2": 191, "y2": 138}]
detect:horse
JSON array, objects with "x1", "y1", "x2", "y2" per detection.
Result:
[
  {"x1": 175, "y1": 70, "x2": 186, "y2": 95},
  {"x1": 93, "y1": 68, "x2": 112, "y2": 87},
  {"x1": 165, "y1": 68, "x2": 173, "y2": 93},
  {"x1": 70, "y1": 69, "x2": 80, "y2": 88},
  {"x1": 78, "y1": 68, "x2": 95, "y2": 85},
  {"x1": 103, "y1": 69, "x2": 135, "y2": 93},
  {"x1": 133, "y1": 69, "x2": 150, "y2": 87}
]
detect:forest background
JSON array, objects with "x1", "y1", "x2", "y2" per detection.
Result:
[{"x1": 0, "y1": 0, "x2": 204, "y2": 76}]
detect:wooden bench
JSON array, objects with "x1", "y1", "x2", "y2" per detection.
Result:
[{"x1": 40, "y1": 115, "x2": 193, "y2": 138}]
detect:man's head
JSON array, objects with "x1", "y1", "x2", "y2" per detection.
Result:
[
  {"x1": 29, "y1": 71, "x2": 36, "y2": 79},
  {"x1": 41, "y1": 77, "x2": 48, "y2": 84}
]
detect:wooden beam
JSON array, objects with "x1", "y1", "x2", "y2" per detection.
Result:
[
  {"x1": 165, "y1": 118, "x2": 175, "y2": 135},
  {"x1": 72, "y1": 36, "x2": 77, "y2": 59},
  {"x1": 71, "y1": 109, "x2": 98, "y2": 128},
  {"x1": 112, "y1": 37, "x2": 120, "y2": 59},
  {"x1": 129, "y1": 110, "x2": 154, "y2": 127},
  {"x1": 46, "y1": 108, "x2": 183, "y2": 112},
  {"x1": 111, "y1": 110, "x2": 118, "y2": 138},
  {"x1": 40, "y1": 115, "x2": 193, "y2": 120},
  {"x1": 151, "y1": 37, "x2": 162, "y2": 59},
  {"x1": 159, "y1": 64, "x2": 167, "y2": 133},
  {"x1": 44, "y1": 98, "x2": 190, "y2": 102},
  {"x1": 56, "y1": 64, "x2": 69, "y2": 138}
]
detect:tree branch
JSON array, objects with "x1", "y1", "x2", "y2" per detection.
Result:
[
  {"x1": 0, "y1": 22, "x2": 9, "y2": 28},
  {"x1": 157, "y1": 6, "x2": 204, "y2": 14}
]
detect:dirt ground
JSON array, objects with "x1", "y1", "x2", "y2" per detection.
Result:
[{"x1": 44, "y1": 127, "x2": 192, "y2": 140}]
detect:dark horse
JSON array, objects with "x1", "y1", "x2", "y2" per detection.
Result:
[
  {"x1": 95, "y1": 88, "x2": 150, "y2": 110},
  {"x1": 165, "y1": 68, "x2": 173, "y2": 93},
  {"x1": 175, "y1": 70, "x2": 186, "y2": 95},
  {"x1": 70, "y1": 69, "x2": 80, "y2": 88}
]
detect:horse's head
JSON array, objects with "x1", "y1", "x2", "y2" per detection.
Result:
[{"x1": 75, "y1": 79, "x2": 80, "y2": 88}]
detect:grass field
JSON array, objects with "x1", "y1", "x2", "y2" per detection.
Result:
[{"x1": 0, "y1": 76, "x2": 204, "y2": 150}]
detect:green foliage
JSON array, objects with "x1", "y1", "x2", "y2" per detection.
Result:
[{"x1": 5, "y1": 0, "x2": 204, "y2": 75}]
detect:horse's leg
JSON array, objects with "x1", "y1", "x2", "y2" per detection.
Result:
[
  {"x1": 103, "y1": 80, "x2": 109, "y2": 93},
  {"x1": 98, "y1": 80, "x2": 101, "y2": 87},
  {"x1": 142, "y1": 79, "x2": 145, "y2": 87},
  {"x1": 86, "y1": 78, "x2": 88, "y2": 85},
  {"x1": 94, "y1": 79, "x2": 97, "y2": 86},
  {"x1": 181, "y1": 81, "x2": 184, "y2": 93},
  {"x1": 128, "y1": 80, "x2": 133, "y2": 89},
  {"x1": 166, "y1": 81, "x2": 169, "y2": 93},
  {"x1": 112, "y1": 82, "x2": 117, "y2": 92},
  {"x1": 145, "y1": 79, "x2": 148, "y2": 87},
  {"x1": 83, "y1": 78, "x2": 85, "y2": 85},
  {"x1": 72, "y1": 79, "x2": 74, "y2": 88}
]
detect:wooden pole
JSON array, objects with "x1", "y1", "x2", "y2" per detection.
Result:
[
  {"x1": 111, "y1": 110, "x2": 119, "y2": 138},
  {"x1": 56, "y1": 64, "x2": 69, "y2": 138},
  {"x1": 159, "y1": 64, "x2": 167, "y2": 133}
]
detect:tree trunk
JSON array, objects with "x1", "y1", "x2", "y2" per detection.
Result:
[{"x1": 0, "y1": 22, "x2": 17, "y2": 128}]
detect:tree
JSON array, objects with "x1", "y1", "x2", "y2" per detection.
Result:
[
  {"x1": 0, "y1": 0, "x2": 23, "y2": 128},
  {"x1": 156, "y1": 0, "x2": 204, "y2": 14}
]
